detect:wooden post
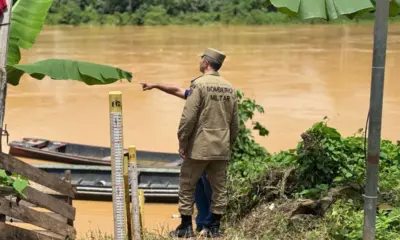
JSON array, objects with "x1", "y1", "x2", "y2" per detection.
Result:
[
  {"x1": 124, "y1": 154, "x2": 132, "y2": 240},
  {"x1": 0, "y1": 0, "x2": 13, "y2": 224},
  {"x1": 64, "y1": 170, "x2": 74, "y2": 227},
  {"x1": 0, "y1": 0, "x2": 12, "y2": 153},
  {"x1": 138, "y1": 189, "x2": 145, "y2": 238},
  {"x1": 129, "y1": 146, "x2": 141, "y2": 240}
]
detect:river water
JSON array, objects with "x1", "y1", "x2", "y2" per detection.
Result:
[{"x1": 4, "y1": 24, "x2": 400, "y2": 237}]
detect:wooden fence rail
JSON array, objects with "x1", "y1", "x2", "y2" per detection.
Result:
[{"x1": 0, "y1": 153, "x2": 77, "y2": 240}]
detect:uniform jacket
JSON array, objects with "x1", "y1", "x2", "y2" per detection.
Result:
[{"x1": 178, "y1": 72, "x2": 239, "y2": 161}]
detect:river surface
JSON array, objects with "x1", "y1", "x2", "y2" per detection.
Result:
[{"x1": 4, "y1": 24, "x2": 400, "y2": 237}]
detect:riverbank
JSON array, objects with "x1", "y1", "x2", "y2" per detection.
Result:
[
  {"x1": 73, "y1": 91, "x2": 400, "y2": 240},
  {"x1": 45, "y1": 2, "x2": 400, "y2": 27},
  {"x1": 46, "y1": 11, "x2": 400, "y2": 26},
  {"x1": 78, "y1": 117, "x2": 400, "y2": 240}
]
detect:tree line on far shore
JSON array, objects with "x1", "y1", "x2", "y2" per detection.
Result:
[{"x1": 45, "y1": 0, "x2": 386, "y2": 26}]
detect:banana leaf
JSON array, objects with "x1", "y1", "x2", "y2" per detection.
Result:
[
  {"x1": 7, "y1": 0, "x2": 53, "y2": 65},
  {"x1": 7, "y1": 36, "x2": 20, "y2": 66},
  {"x1": 267, "y1": 0, "x2": 400, "y2": 20},
  {"x1": 6, "y1": 59, "x2": 132, "y2": 86}
]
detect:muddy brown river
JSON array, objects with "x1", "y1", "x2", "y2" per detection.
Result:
[{"x1": 4, "y1": 24, "x2": 400, "y2": 237}]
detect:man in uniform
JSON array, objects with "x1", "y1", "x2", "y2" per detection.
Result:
[
  {"x1": 140, "y1": 62, "x2": 216, "y2": 233},
  {"x1": 140, "y1": 89, "x2": 214, "y2": 234},
  {"x1": 172, "y1": 48, "x2": 239, "y2": 238}
]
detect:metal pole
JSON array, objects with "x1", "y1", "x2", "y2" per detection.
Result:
[{"x1": 363, "y1": 0, "x2": 390, "y2": 239}]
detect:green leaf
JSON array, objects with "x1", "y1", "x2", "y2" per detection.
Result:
[
  {"x1": 255, "y1": 105, "x2": 264, "y2": 114},
  {"x1": 345, "y1": 172, "x2": 353, "y2": 178},
  {"x1": 316, "y1": 184, "x2": 329, "y2": 191},
  {"x1": 11, "y1": 0, "x2": 53, "y2": 49},
  {"x1": 389, "y1": 0, "x2": 400, "y2": 17},
  {"x1": 235, "y1": 90, "x2": 243, "y2": 100},
  {"x1": 333, "y1": 176, "x2": 344, "y2": 182},
  {"x1": 269, "y1": 0, "x2": 374, "y2": 20},
  {"x1": 0, "y1": 170, "x2": 13, "y2": 185},
  {"x1": 253, "y1": 122, "x2": 269, "y2": 137},
  {"x1": 7, "y1": 37, "x2": 21, "y2": 66},
  {"x1": 6, "y1": 59, "x2": 133, "y2": 86},
  {"x1": 12, "y1": 178, "x2": 28, "y2": 199},
  {"x1": 7, "y1": 0, "x2": 54, "y2": 65},
  {"x1": 12, "y1": 173, "x2": 28, "y2": 182},
  {"x1": 270, "y1": 0, "x2": 301, "y2": 16}
]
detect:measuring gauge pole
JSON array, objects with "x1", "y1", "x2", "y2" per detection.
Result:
[
  {"x1": 129, "y1": 146, "x2": 141, "y2": 240},
  {"x1": 109, "y1": 91, "x2": 127, "y2": 240}
]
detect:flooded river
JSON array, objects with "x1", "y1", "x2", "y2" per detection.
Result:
[{"x1": 4, "y1": 23, "x2": 400, "y2": 237}]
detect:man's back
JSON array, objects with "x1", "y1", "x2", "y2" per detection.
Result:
[{"x1": 178, "y1": 72, "x2": 239, "y2": 161}]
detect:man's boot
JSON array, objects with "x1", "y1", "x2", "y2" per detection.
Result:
[
  {"x1": 169, "y1": 215, "x2": 195, "y2": 238},
  {"x1": 203, "y1": 213, "x2": 222, "y2": 238}
]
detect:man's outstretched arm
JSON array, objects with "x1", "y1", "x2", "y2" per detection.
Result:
[{"x1": 141, "y1": 83, "x2": 187, "y2": 99}]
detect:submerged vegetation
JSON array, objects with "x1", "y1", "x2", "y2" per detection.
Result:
[{"x1": 45, "y1": 0, "x2": 400, "y2": 26}]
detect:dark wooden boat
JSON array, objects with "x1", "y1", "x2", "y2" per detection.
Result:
[{"x1": 9, "y1": 138, "x2": 183, "y2": 167}]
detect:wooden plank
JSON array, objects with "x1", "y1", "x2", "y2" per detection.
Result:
[
  {"x1": 5, "y1": 186, "x2": 75, "y2": 220},
  {"x1": 7, "y1": 212, "x2": 67, "y2": 224},
  {"x1": 23, "y1": 186, "x2": 76, "y2": 221},
  {"x1": 0, "y1": 153, "x2": 76, "y2": 197},
  {"x1": 0, "y1": 188, "x2": 5, "y2": 224},
  {"x1": 64, "y1": 170, "x2": 74, "y2": 227},
  {"x1": 33, "y1": 230, "x2": 64, "y2": 240},
  {"x1": 5, "y1": 196, "x2": 69, "y2": 208},
  {"x1": 0, "y1": 186, "x2": 15, "y2": 197},
  {"x1": 0, "y1": 197, "x2": 76, "y2": 238},
  {"x1": 0, "y1": 223, "x2": 62, "y2": 240}
]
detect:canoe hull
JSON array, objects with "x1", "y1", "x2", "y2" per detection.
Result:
[{"x1": 8, "y1": 138, "x2": 182, "y2": 167}]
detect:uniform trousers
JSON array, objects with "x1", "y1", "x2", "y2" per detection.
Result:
[{"x1": 178, "y1": 158, "x2": 228, "y2": 216}]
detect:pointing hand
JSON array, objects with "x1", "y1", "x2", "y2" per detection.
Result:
[{"x1": 140, "y1": 83, "x2": 155, "y2": 91}]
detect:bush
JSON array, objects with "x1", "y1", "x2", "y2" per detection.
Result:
[
  {"x1": 142, "y1": 5, "x2": 170, "y2": 25},
  {"x1": 225, "y1": 95, "x2": 400, "y2": 239}
]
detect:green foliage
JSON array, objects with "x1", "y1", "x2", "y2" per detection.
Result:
[
  {"x1": 142, "y1": 5, "x2": 170, "y2": 25},
  {"x1": 7, "y1": 0, "x2": 54, "y2": 65},
  {"x1": 43, "y1": 0, "x2": 400, "y2": 26},
  {"x1": 295, "y1": 118, "x2": 359, "y2": 189},
  {"x1": 224, "y1": 92, "x2": 400, "y2": 238},
  {"x1": 295, "y1": 183, "x2": 329, "y2": 199},
  {"x1": 267, "y1": 117, "x2": 400, "y2": 202},
  {"x1": 327, "y1": 199, "x2": 400, "y2": 240},
  {"x1": 226, "y1": 90, "x2": 272, "y2": 220},
  {"x1": 229, "y1": 90, "x2": 270, "y2": 180},
  {"x1": 0, "y1": 170, "x2": 29, "y2": 198},
  {"x1": 7, "y1": 59, "x2": 132, "y2": 86}
]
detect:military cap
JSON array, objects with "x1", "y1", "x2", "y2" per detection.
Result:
[{"x1": 200, "y1": 48, "x2": 226, "y2": 64}]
